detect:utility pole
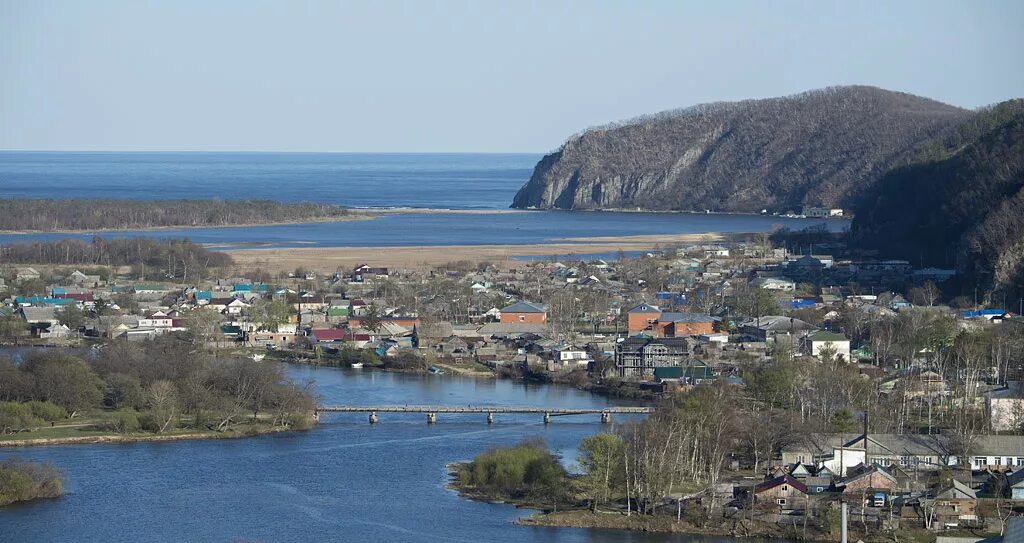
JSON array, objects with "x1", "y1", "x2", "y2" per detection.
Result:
[{"x1": 841, "y1": 501, "x2": 848, "y2": 543}]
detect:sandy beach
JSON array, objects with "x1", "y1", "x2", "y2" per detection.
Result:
[{"x1": 225, "y1": 232, "x2": 744, "y2": 272}]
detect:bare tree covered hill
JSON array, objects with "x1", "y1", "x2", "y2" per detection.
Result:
[{"x1": 512, "y1": 86, "x2": 970, "y2": 212}]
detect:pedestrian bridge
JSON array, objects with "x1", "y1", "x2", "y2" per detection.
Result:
[{"x1": 314, "y1": 405, "x2": 652, "y2": 424}]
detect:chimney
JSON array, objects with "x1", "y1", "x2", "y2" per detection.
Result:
[{"x1": 863, "y1": 413, "x2": 869, "y2": 444}]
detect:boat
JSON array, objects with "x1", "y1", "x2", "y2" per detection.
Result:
[
  {"x1": 350, "y1": 362, "x2": 364, "y2": 369},
  {"x1": 428, "y1": 366, "x2": 446, "y2": 375},
  {"x1": 250, "y1": 353, "x2": 266, "y2": 361}
]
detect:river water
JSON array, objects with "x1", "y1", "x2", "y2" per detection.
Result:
[{"x1": 0, "y1": 365, "x2": 762, "y2": 542}]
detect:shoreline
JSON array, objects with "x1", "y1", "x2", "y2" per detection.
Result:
[
  {"x1": 0, "y1": 425, "x2": 301, "y2": 449},
  {"x1": 225, "y1": 232, "x2": 746, "y2": 271},
  {"x1": 0, "y1": 215, "x2": 375, "y2": 236}
]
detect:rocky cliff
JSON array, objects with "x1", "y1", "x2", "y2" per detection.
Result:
[{"x1": 512, "y1": 86, "x2": 971, "y2": 212}]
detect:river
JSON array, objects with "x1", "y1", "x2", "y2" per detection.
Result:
[{"x1": 0, "y1": 365, "x2": 766, "y2": 543}]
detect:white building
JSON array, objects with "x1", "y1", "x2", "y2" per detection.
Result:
[{"x1": 986, "y1": 383, "x2": 1024, "y2": 432}]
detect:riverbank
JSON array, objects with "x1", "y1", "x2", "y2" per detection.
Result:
[
  {"x1": 0, "y1": 419, "x2": 309, "y2": 449},
  {"x1": 225, "y1": 232, "x2": 742, "y2": 272}
]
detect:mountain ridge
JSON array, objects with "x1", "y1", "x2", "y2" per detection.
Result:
[{"x1": 512, "y1": 86, "x2": 972, "y2": 213}]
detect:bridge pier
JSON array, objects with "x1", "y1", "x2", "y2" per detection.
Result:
[
  {"x1": 369, "y1": 411, "x2": 378, "y2": 424},
  {"x1": 313, "y1": 410, "x2": 320, "y2": 423},
  {"x1": 486, "y1": 412, "x2": 494, "y2": 424},
  {"x1": 601, "y1": 412, "x2": 612, "y2": 424},
  {"x1": 543, "y1": 412, "x2": 551, "y2": 424},
  {"x1": 427, "y1": 412, "x2": 437, "y2": 424}
]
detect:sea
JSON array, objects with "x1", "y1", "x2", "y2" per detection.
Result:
[{"x1": 0, "y1": 151, "x2": 847, "y2": 249}]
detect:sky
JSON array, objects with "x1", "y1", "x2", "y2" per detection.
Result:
[{"x1": 2, "y1": 0, "x2": 1023, "y2": 153}]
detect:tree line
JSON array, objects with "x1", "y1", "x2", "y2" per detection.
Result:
[
  {"x1": 0, "y1": 334, "x2": 316, "y2": 435},
  {"x1": 0, "y1": 237, "x2": 232, "y2": 281},
  {"x1": 0, "y1": 199, "x2": 351, "y2": 232}
]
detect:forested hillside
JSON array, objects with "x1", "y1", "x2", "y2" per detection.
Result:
[
  {"x1": 0, "y1": 237, "x2": 232, "y2": 281},
  {"x1": 851, "y1": 99, "x2": 1024, "y2": 303},
  {"x1": 512, "y1": 86, "x2": 970, "y2": 212},
  {"x1": 0, "y1": 199, "x2": 352, "y2": 232}
]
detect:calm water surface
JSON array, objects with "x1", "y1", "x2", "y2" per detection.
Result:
[
  {"x1": 0, "y1": 365, "x2": 778, "y2": 543},
  {"x1": 0, "y1": 152, "x2": 535, "y2": 210},
  {"x1": 0, "y1": 152, "x2": 848, "y2": 249}
]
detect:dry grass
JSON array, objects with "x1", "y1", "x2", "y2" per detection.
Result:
[{"x1": 225, "y1": 232, "x2": 744, "y2": 273}]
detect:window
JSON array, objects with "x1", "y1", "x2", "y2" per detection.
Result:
[
  {"x1": 782, "y1": 485, "x2": 788, "y2": 492},
  {"x1": 899, "y1": 456, "x2": 909, "y2": 466},
  {"x1": 1017, "y1": 458, "x2": 1024, "y2": 466},
  {"x1": 777, "y1": 498, "x2": 786, "y2": 505},
  {"x1": 519, "y1": 315, "x2": 525, "y2": 322},
  {"x1": 974, "y1": 457, "x2": 986, "y2": 467},
  {"x1": 797, "y1": 455, "x2": 805, "y2": 463}
]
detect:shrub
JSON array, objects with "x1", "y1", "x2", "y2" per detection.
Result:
[
  {"x1": 0, "y1": 402, "x2": 43, "y2": 434},
  {"x1": 137, "y1": 413, "x2": 161, "y2": 433},
  {"x1": 0, "y1": 460, "x2": 63, "y2": 506},
  {"x1": 105, "y1": 411, "x2": 140, "y2": 434},
  {"x1": 462, "y1": 439, "x2": 568, "y2": 499},
  {"x1": 26, "y1": 401, "x2": 66, "y2": 422}
]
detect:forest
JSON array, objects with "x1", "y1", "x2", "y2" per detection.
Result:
[
  {"x1": 851, "y1": 99, "x2": 1024, "y2": 303},
  {"x1": 0, "y1": 199, "x2": 352, "y2": 232},
  {"x1": 0, "y1": 237, "x2": 233, "y2": 281},
  {"x1": 512, "y1": 86, "x2": 970, "y2": 212},
  {"x1": 0, "y1": 335, "x2": 316, "y2": 437}
]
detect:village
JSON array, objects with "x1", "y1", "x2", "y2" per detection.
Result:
[{"x1": 2, "y1": 235, "x2": 1024, "y2": 537}]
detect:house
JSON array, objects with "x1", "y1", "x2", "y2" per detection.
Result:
[
  {"x1": 499, "y1": 301, "x2": 547, "y2": 324},
  {"x1": 926, "y1": 479, "x2": 977, "y2": 529},
  {"x1": 804, "y1": 331, "x2": 851, "y2": 361},
  {"x1": 753, "y1": 475, "x2": 809, "y2": 511},
  {"x1": 782, "y1": 433, "x2": 1024, "y2": 473},
  {"x1": 1008, "y1": 469, "x2": 1024, "y2": 500},
  {"x1": 961, "y1": 309, "x2": 1012, "y2": 322},
  {"x1": 986, "y1": 382, "x2": 1024, "y2": 432},
  {"x1": 739, "y1": 315, "x2": 815, "y2": 343},
  {"x1": 803, "y1": 207, "x2": 844, "y2": 217},
  {"x1": 614, "y1": 336, "x2": 689, "y2": 379},
  {"x1": 15, "y1": 267, "x2": 40, "y2": 283},
  {"x1": 310, "y1": 328, "x2": 352, "y2": 345},
  {"x1": 326, "y1": 299, "x2": 351, "y2": 317},
  {"x1": 626, "y1": 303, "x2": 717, "y2": 337},
  {"x1": 653, "y1": 360, "x2": 715, "y2": 385},
  {"x1": 67, "y1": 270, "x2": 102, "y2": 286},
  {"x1": 18, "y1": 306, "x2": 59, "y2": 327},
  {"x1": 192, "y1": 290, "x2": 213, "y2": 305},
  {"x1": 839, "y1": 465, "x2": 899, "y2": 494},
  {"x1": 209, "y1": 298, "x2": 250, "y2": 315},
  {"x1": 753, "y1": 277, "x2": 797, "y2": 291},
  {"x1": 789, "y1": 255, "x2": 825, "y2": 274},
  {"x1": 353, "y1": 264, "x2": 389, "y2": 282},
  {"x1": 477, "y1": 322, "x2": 547, "y2": 339},
  {"x1": 551, "y1": 345, "x2": 591, "y2": 368}
]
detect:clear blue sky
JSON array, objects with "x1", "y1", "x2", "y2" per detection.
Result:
[{"x1": 2, "y1": 0, "x2": 1022, "y2": 152}]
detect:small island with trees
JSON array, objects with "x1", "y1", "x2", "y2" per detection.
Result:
[
  {"x1": 0, "y1": 459, "x2": 63, "y2": 507},
  {"x1": 0, "y1": 198, "x2": 360, "y2": 233}
]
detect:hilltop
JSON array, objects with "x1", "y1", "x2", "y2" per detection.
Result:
[
  {"x1": 851, "y1": 99, "x2": 1024, "y2": 303},
  {"x1": 511, "y1": 86, "x2": 970, "y2": 212}
]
